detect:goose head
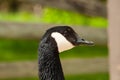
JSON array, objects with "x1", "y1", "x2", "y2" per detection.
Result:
[{"x1": 44, "y1": 26, "x2": 93, "y2": 52}]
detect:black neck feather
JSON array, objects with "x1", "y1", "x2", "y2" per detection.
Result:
[{"x1": 38, "y1": 37, "x2": 65, "y2": 80}]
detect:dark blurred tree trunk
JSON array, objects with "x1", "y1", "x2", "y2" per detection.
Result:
[
  {"x1": 9, "y1": 0, "x2": 19, "y2": 12},
  {"x1": 0, "y1": 0, "x2": 19, "y2": 12},
  {"x1": 37, "y1": 0, "x2": 107, "y2": 17},
  {"x1": 108, "y1": 0, "x2": 120, "y2": 80},
  {"x1": 0, "y1": 0, "x2": 107, "y2": 17}
]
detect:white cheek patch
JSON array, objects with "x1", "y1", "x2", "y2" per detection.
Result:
[{"x1": 51, "y1": 32, "x2": 75, "y2": 52}]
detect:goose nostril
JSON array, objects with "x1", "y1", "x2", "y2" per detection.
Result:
[{"x1": 81, "y1": 39, "x2": 85, "y2": 41}]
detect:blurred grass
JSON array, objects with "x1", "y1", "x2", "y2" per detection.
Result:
[
  {"x1": 0, "y1": 39, "x2": 108, "y2": 62},
  {"x1": 61, "y1": 45, "x2": 108, "y2": 58},
  {"x1": 66, "y1": 73, "x2": 109, "y2": 80},
  {"x1": 0, "y1": 7, "x2": 107, "y2": 28},
  {"x1": 0, "y1": 12, "x2": 40, "y2": 23},
  {"x1": 1, "y1": 73, "x2": 109, "y2": 80},
  {"x1": 0, "y1": 39, "x2": 38, "y2": 62},
  {"x1": 41, "y1": 7, "x2": 108, "y2": 28}
]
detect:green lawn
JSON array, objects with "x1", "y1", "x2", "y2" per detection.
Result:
[
  {"x1": 0, "y1": 12, "x2": 40, "y2": 23},
  {"x1": 0, "y1": 7, "x2": 107, "y2": 28},
  {"x1": 41, "y1": 7, "x2": 108, "y2": 28},
  {"x1": 0, "y1": 39, "x2": 108, "y2": 62},
  {"x1": 66, "y1": 73, "x2": 109, "y2": 80},
  {"x1": 1, "y1": 73, "x2": 109, "y2": 80}
]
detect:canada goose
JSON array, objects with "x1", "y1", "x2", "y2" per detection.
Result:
[{"x1": 38, "y1": 26, "x2": 93, "y2": 80}]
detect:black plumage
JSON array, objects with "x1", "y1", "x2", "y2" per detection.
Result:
[{"x1": 38, "y1": 26, "x2": 93, "y2": 80}]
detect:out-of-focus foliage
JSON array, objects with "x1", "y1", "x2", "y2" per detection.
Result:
[
  {"x1": 1, "y1": 73, "x2": 108, "y2": 80},
  {"x1": 0, "y1": 12, "x2": 40, "y2": 23},
  {"x1": 0, "y1": 39, "x2": 38, "y2": 62},
  {"x1": 66, "y1": 73, "x2": 109, "y2": 80},
  {"x1": 0, "y1": 39, "x2": 108, "y2": 62},
  {"x1": 41, "y1": 7, "x2": 108, "y2": 28},
  {"x1": 0, "y1": 7, "x2": 107, "y2": 28}
]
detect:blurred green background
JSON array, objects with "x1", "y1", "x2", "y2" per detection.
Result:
[{"x1": 0, "y1": 0, "x2": 108, "y2": 80}]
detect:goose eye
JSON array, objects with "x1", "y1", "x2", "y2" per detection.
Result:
[
  {"x1": 67, "y1": 28, "x2": 71, "y2": 31},
  {"x1": 81, "y1": 39, "x2": 85, "y2": 41},
  {"x1": 64, "y1": 31, "x2": 67, "y2": 33}
]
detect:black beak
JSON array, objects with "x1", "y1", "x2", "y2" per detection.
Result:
[{"x1": 75, "y1": 36, "x2": 94, "y2": 46}]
